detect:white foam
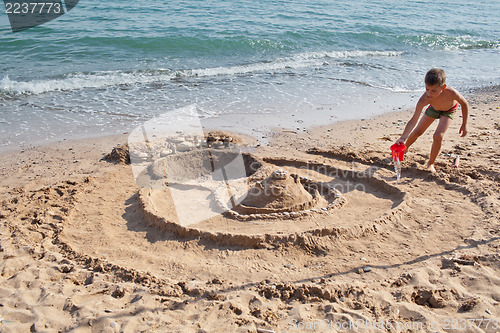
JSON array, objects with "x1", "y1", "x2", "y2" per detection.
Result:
[
  {"x1": 0, "y1": 71, "x2": 175, "y2": 95},
  {"x1": 180, "y1": 50, "x2": 404, "y2": 78},
  {"x1": 1, "y1": 50, "x2": 404, "y2": 96}
]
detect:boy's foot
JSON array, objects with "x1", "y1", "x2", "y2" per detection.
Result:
[{"x1": 427, "y1": 164, "x2": 436, "y2": 173}]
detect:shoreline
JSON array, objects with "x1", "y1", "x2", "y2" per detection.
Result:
[
  {"x1": 0, "y1": 86, "x2": 498, "y2": 332},
  {"x1": 1, "y1": 84, "x2": 497, "y2": 157}
]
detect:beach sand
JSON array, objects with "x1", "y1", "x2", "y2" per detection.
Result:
[{"x1": 0, "y1": 87, "x2": 498, "y2": 332}]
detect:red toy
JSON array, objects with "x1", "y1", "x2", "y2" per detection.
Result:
[{"x1": 390, "y1": 143, "x2": 407, "y2": 162}]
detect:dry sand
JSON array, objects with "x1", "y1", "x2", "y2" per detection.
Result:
[{"x1": 0, "y1": 87, "x2": 499, "y2": 332}]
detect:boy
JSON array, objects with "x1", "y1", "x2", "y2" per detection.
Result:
[{"x1": 396, "y1": 68, "x2": 469, "y2": 172}]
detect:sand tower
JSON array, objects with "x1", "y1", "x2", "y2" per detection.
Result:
[
  {"x1": 233, "y1": 169, "x2": 323, "y2": 214},
  {"x1": 216, "y1": 169, "x2": 345, "y2": 220}
]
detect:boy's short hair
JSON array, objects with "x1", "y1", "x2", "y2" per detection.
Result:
[{"x1": 425, "y1": 68, "x2": 446, "y2": 87}]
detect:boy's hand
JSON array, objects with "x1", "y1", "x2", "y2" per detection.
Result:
[
  {"x1": 395, "y1": 138, "x2": 405, "y2": 145},
  {"x1": 459, "y1": 123, "x2": 468, "y2": 137}
]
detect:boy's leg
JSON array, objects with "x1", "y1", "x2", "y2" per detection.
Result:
[
  {"x1": 405, "y1": 115, "x2": 435, "y2": 149},
  {"x1": 428, "y1": 116, "x2": 453, "y2": 170}
]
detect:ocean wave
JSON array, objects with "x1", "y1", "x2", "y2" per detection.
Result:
[
  {"x1": 398, "y1": 34, "x2": 499, "y2": 50},
  {"x1": 0, "y1": 50, "x2": 403, "y2": 96},
  {"x1": 0, "y1": 71, "x2": 175, "y2": 96},
  {"x1": 175, "y1": 50, "x2": 404, "y2": 78}
]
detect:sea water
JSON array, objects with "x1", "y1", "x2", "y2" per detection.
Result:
[{"x1": 0, "y1": 0, "x2": 499, "y2": 150}]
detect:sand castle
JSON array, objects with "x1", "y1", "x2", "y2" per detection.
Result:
[
  {"x1": 237, "y1": 169, "x2": 320, "y2": 214},
  {"x1": 218, "y1": 169, "x2": 345, "y2": 220},
  {"x1": 133, "y1": 133, "x2": 409, "y2": 246}
]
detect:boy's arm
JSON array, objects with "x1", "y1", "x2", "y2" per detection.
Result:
[
  {"x1": 396, "y1": 95, "x2": 427, "y2": 144},
  {"x1": 455, "y1": 92, "x2": 469, "y2": 137}
]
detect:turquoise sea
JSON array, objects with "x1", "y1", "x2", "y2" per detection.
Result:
[{"x1": 0, "y1": 0, "x2": 499, "y2": 150}]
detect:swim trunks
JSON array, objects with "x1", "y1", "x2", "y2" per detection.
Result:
[{"x1": 425, "y1": 103, "x2": 458, "y2": 120}]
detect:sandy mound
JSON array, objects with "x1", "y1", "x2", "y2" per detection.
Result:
[
  {"x1": 102, "y1": 144, "x2": 130, "y2": 165},
  {"x1": 239, "y1": 170, "x2": 314, "y2": 211},
  {"x1": 234, "y1": 169, "x2": 322, "y2": 215}
]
